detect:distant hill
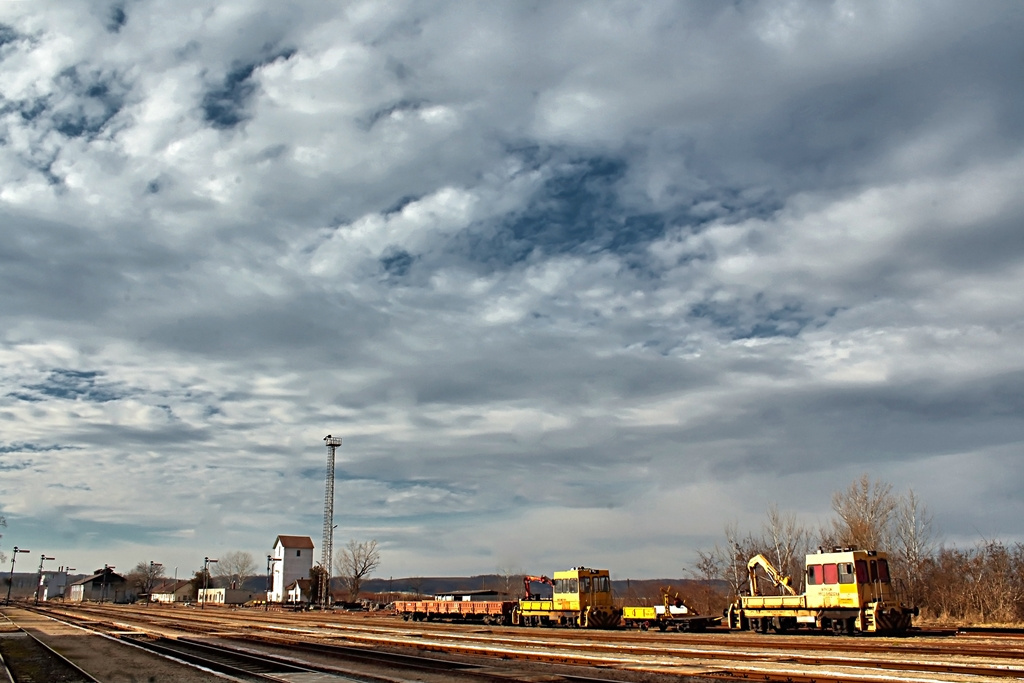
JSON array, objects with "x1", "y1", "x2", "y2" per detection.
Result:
[{"x1": 359, "y1": 574, "x2": 725, "y2": 600}]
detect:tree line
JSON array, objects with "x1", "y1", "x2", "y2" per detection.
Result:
[{"x1": 689, "y1": 475, "x2": 1024, "y2": 625}]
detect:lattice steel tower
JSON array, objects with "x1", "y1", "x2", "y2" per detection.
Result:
[{"x1": 321, "y1": 435, "x2": 342, "y2": 609}]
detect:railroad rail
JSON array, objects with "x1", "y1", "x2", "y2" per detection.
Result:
[
  {"x1": 0, "y1": 613, "x2": 99, "y2": 683},
  {"x1": 112, "y1": 635, "x2": 364, "y2": 682},
  {"x1": 9, "y1": 605, "x2": 636, "y2": 683},
  {"x1": 47, "y1": 602, "x2": 1024, "y2": 664},
  {"x1": 21, "y1": 603, "x2": 1024, "y2": 683}
]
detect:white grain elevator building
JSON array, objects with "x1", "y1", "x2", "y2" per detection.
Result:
[{"x1": 269, "y1": 535, "x2": 315, "y2": 604}]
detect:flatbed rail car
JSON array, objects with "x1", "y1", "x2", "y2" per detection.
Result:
[
  {"x1": 394, "y1": 590, "x2": 515, "y2": 625},
  {"x1": 513, "y1": 567, "x2": 620, "y2": 629},
  {"x1": 727, "y1": 548, "x2": 917, "y2": 635},
  {"x1": 622, "y1": 587, "x2": 721, "y2": 632}
]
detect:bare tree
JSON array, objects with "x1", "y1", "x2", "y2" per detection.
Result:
[
  {"x1": 830, "y1": 474, "x2": 897, "y2": 550},
  {"x1": 335, "y1": 539, "x2": 381, "y2": 600},
  {"x1": 689, "y1": 549, "x2": 725, "y2": 616},
  {"x1": 127, "y1": 560, "x2": 166, "y2": 599},
  {"x1": 891, "y1": 488, "x2": 936, "y2": 607},
  {"x1": 763, "y1": 503, "x2": 809, "y2": 593},
  {"x1": 213, "y1": 551, "x2": 257, "y2": 589},
  {"x1": 720, "y1": 521, "x2": 763, "y2": 598},
  {"x1": 495, "y1": 562, "x2": 524, "y2": 597}
]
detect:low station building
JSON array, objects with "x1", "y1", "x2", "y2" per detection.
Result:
[
  {"x1": 198, "y1": 587, "x2": 262, "y2": 606},
  {"x1": 150, "y1": 579, "x2": 195, "y2": 604}
]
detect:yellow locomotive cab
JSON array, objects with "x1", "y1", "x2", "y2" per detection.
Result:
[
  {"x1": 513, "y1": 567, "x2": 620, "y2": 628},
  {"x1": 729, "y1": 548, "x2": 917, "y2": 635}
]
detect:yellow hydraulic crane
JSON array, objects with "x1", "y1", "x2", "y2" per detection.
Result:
[{"x1": 746, "y1": 554, "x2": 797, "y2": 596}]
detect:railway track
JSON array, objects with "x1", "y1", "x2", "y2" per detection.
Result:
[
  {"x1": 0, "y1": 613, "x2": 99, "y2": 683},
  {"x1": 6, "y1": 605, "x2": 643, "y2": 683},
  {"x1": 49, "y1": 602, "x2": 1024, "y2": 665},
  {"x1": 21, "y1": 603, "x2": 1024, "y2": 682}
]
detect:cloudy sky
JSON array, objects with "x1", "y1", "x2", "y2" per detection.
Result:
[{"x1": 1, "y1": 1, "x2": 1022, "y2": 581}]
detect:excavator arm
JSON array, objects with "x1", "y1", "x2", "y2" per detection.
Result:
[{"x1": 747, "y1": 554, "x2": 797, "y2": 596}]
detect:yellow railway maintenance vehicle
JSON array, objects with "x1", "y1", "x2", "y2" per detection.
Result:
[
  {"x1": 727, "y1": 548, "x2": 917, "y2": 635},
  {"x1": 622, "y1": 586, "x2": 722, "y2": 632},
  {"x1": 512, "y1": 567, "x2": 620, "y2": 629}
]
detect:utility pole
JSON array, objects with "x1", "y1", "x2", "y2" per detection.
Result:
[
  {"x1": 148, "y1": 561, "x2": 163, "y2": 603},
  {"x1": 322, "y1": 435, "x2": 341, "y2": 610},
  {"x1": 265, "y1": 554, "x2": 280, "y2": 611},
  {"x1": 5, "y1": 547, "x2": 29, "y2": 605},
  {"x1": 34, "y1": 554, "x2": 55, "y2": 604},
  {"x1": 202, "y1": 557, "x2": 218, "y2": 609}
]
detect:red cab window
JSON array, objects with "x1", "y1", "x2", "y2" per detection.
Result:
[{"x1": 823, "y1": 563, "x2": 839, "y2": 584}]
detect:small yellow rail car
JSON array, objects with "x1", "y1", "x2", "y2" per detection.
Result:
[
  {"x1": 622, "y1": 587, "x2": 721, "y2": 632},
  {"x1": 727, "y1": 548, "x2": 917, "y2": 635},
  {"x1": 512, "y1": 567, "x2": 619, "y2": 628}
]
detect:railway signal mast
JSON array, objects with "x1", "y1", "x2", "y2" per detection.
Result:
[{"x1": 322, "y1": 435, "x2": 342, "y2": 610}]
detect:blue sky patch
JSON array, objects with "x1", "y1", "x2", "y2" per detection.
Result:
[
  {"x1": 461, "y1": 154, "x2": 673, "y2": 266},
  {"x1": 690, "y1": 297, "x2": 813, "y2": 340},
  {"x1": 107, "y1": 5, "x2": 127, "y2": 33},
  {"x1": 380, "y1": 248, "x2": 414, "y2": 277},
  {"x1": 201, "y1": 49, "x2": 297, "y2": 129},
  {"x1": 50, "y1": 67, "x2": 126, "y2": 139},
  {"x1": 0, "y1": 23, "x2": 17, "y2": 48},
  {"x1": 24, "y1": 369, "x2": 127, "y2": 403},
  {"x1": 0, "y1": 442, "x2": 74, "y2": 453}
]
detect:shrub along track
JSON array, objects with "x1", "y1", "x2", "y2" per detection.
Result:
[{"x1": 29, "y1": 603, "x2": 1024, "y2": 683}]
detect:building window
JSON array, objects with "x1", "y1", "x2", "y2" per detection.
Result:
[{"x1": 297, "y1": 550, "x2": 301, "y2": 557}]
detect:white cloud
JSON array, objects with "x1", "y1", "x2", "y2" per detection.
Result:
[{"x1": 0, "y1": 0, "x2": 1021, "y2": 581}]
